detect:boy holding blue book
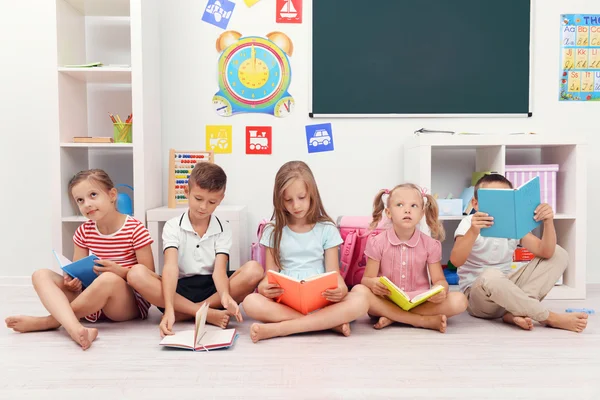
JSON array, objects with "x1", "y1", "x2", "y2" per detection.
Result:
[{"x1": 450, "y1": 174, "x2": 587, "y2": 332}]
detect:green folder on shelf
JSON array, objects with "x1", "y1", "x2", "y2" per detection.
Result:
[{"x1": 63, "y1": 62, "x2": 103, "y2": 68}]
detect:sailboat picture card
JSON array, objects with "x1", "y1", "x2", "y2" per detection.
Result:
[{"x1": 276, "y1": 0, "x2": 302, "y2": 23}]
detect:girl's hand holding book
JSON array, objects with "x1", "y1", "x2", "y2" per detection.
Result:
[
  {"x1": 322, "y1": 286, "x2": 346, "y2": 303},
  {"x1": 427, "y1": 289, "x2": 447, "y2": 304},
  {"x1": 93, "y1": 259, "x2": 126, "y2": 278},
  {"x1": 368, "y1": 277, "x2": 391, "y2": 297},
  {"x1": 259, "y1": 282, "x2": 284, "y2": 299},
  {"x1": 63, "y1": 274, "x2": 82, "y2": 292}
]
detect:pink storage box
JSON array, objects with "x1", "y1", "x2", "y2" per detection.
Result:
[{"x1": 505, "y1": 164, "x2": 559, "y2": 212}]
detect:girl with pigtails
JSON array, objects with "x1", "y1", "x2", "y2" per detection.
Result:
[{"x1": 351, "y1": 183, "x2": 468, "y2": 333}]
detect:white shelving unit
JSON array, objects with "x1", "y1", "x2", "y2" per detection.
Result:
[
  {"x1": 53, "y1": 0, "x2": 162, "y2": 258},
  {"x1": 403, "y1": 134, "x2": 587, "y2": 300}
]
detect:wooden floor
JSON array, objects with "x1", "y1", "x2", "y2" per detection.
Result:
[{"x1": 1, "y1": 284, "x2": 600, "y2": 399}]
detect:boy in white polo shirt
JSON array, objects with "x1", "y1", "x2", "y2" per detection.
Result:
[
  {"x1": 450, "y1": 174, "x2": 587, "y2": 333},
  {"x1": 128, "y1": 162, "x2": 263, "y2": 334}
]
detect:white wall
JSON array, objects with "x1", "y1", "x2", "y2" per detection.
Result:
[
  {"x1": 0, "y1": 1, "x2": 58, "y2": 278},
  {"x1": 2, "y1": 0, "x2": 597, "y2": 284},
  {"x1": 160, "y1": 0, "x2": 600, "y2": 283}
]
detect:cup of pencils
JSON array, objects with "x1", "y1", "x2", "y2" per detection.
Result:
[{"x1": 110, "y1": 113, "x2": 133, "y2": 143}]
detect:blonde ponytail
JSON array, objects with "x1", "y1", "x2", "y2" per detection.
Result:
[
  {"x1": 423, "y1": 193, "x2": 445, "y2": 241},
  {"x1": 370, "y1": 189, "x2": 388, "y2": 230}
]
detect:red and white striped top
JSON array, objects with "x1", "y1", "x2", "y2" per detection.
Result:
[{"x1": 73, "y1": 216, "x2": 153, "y2": 266}]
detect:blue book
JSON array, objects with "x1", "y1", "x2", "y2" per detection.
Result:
[
  {"x1": 53, "y1": 250, "x2": 99, "y2": 288},
  {"x1": 478, "y1": 176, "x2": 541, "y2": 239}
]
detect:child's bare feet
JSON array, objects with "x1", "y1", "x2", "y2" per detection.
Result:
[
  {"x1": 207, "y1": 309, "x2": 230, "y2": 329},
  {"x1": 543, "y1": 312, "x2": 588, "y2": 333},
  {"x1": 67, "y1": 327, "x2": 98, "y2": 350},
  {"x1": 374, "y1": 316, "x2": 394, "y2": 330},
  {"x1": 5, "y1": 315, "x2": 59, "y2": 333},
  {"x1": 250, "y1": 323, "x2": 282, "y2": 343},
  {"x1": 416, "y1": 315, "x2": 447, "y2": 333},
  {"x1": 503, "y1": 313, "x2": 534, "y2": 330},
  {"x1": 331, "y1": 323, "x2": 351, "y2": 336}
]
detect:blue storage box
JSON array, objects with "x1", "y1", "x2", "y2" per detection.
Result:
[{"x1": 437, "y1": 199, "x2": 463, "y2": 217}]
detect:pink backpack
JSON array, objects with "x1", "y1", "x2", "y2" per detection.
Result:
[
  {"x1": 337, "y1": 216, "x2": 386, "y2": 287},
  {"x1": 251, "y1": 218, "x2": 271, "y2": 270}
]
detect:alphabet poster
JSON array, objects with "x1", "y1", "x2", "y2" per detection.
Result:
[{"x1": 560, "y1": 14, "x2": 600, "y2": 101}]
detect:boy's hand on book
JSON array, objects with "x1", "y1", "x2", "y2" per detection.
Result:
[
  {"x1": 323, "y1": 286, "x2": 346, "y2": 303},
  {"x1": 427, "y1": 289, "x2": 447, "y2": 304},
  {"x1": 534, "y1": 203, "x2": 554, "y2": 222},
  {"x1": 470, "y1": 212, "x2": 494, "y2": 234},
  {"x1": 259, "y1": 283, "x2": 284, "y2": 299},
  {"x1": 63, "y1": 275, "x2": 82, "y2": 292},
  {"x1": 159, "y1": 310, "x2": 175, "y2": 337},
  {"x1": 221, "y1": 293, "x2": 243, "y2": 322},
  {"x1": 370, "y1": 278, "x2": 391, "y2": 297}
]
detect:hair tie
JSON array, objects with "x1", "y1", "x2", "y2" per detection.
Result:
[
  {"x1": 421, "y1": 187, "x2": 429, "y2": 205},
  {"x1": 383, "y1": 188, "x2": 390, "y2": 194}
]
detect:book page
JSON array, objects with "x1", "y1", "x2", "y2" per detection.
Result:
[
  {"x1": 198, "y1": 329, "x2": 236, "y2": 348},
  {"x1": 410, "y1": 285, "x2": 444, "y2": 303},
  {"x1": 160, "y1": 330, "x2": 195, "y2": 349},
  {"x1": 195, "y1": 303, "x2": 209, "y2": 347}
]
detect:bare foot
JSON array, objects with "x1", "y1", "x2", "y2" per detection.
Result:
[
  {"x1": 416, "y1": 315, "x2": 447, "y2": 333},
  {"x1": 250, "y1": 323, "x2": 281, "y2": 343},
  {"x1": 543, "y1": 312, "x2": 588, "y2": 333},
  {"x1": 67, "y1": 327, "x2": 98, "y2": 350},
  {"x1": 5, "y1": 315, "x2": 59, "y2": 333},
  {"x1": 374, "y1": 316, "x2": 394, "y2": 330},
  {"x1": 503, "y1": 313, "x2": 534, "y2": 331},
  {"x1": 207, "y1": 309, "x2": 230, "y2": 329},
  {"x1": 331, "y1": 323, "x2": 351, "y2": 336}
]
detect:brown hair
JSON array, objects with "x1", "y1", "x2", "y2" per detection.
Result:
[
  {"x1": 370, "y1": 183, "x2": 445, "y2": 241},
  {"x1": 474, "y1": 173, "x2": 513, "y2": 200},
  {"x1": 189, "y1": 162, "x2": 227, "y2": 192},
  {"x1": 68, "y1": 169, "x2": 114, "y2": 195},
  {"x1": 268, "y1": 161, "x2": 334, "y2": 269}
]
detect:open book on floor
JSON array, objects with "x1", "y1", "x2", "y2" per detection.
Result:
[
  {"x1": 379, "y1": 276, "x2": 445, "y2": 311},
  {"x1": 52, "y1": 250, "x2": 99, "y2": 288},
  {"x1": 267, "y1": 270, "x2": 338, "y2": 315},
  {"x1": 159, "y1": 303, "x2": 238, "y2": 351},
  {"x1": 478, "y1": 176, "x2": 541, "y2": 239}
]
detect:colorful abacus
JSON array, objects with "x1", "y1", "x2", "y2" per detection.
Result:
[{"x1": 168, "y1": 149, "x2": 215, "y2": 208}]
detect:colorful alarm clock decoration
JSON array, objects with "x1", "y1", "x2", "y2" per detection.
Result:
[{"x1": 213, "y1": 30, "x2": 295, "y2": 117}]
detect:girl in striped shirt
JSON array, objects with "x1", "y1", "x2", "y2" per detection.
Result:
[{"x1": 5, "y1": 169, "x2": 154, "y2": 350}]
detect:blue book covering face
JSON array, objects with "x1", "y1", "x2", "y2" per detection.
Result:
[{"x1": 478, "y1": 176, "x2": 541, "y2": 239}]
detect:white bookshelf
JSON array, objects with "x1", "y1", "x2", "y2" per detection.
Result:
[
  {"x1": 53, "y1": 0, "x2": 162, "y2": 258},
  {"x1": 57, "y1": 67, "x2": 132, "y2": 83},
  {"x1": 403, "y1": 134, "x2": 587, "y2": 300}
]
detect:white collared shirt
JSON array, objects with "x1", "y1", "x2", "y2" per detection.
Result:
[{"x1": 162, "y1": 210, "x2": 232, "y2": 278}]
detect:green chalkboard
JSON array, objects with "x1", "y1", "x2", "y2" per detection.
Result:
[{"x1": 311, "y1": 0, "x2": 531, "y2": 117}]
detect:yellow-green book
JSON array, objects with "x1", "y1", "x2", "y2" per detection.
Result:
[{"x1": 379, "y1": 276, "x2": 444, "y2": 311}]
